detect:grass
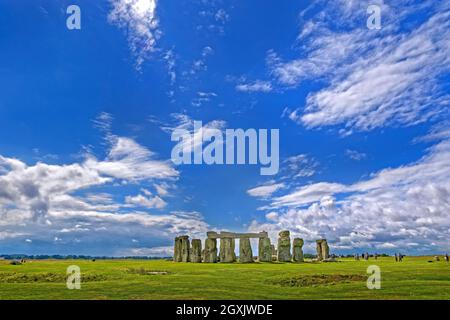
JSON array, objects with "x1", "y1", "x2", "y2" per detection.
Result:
[{"x1": 0, "y1": 256, "x2": 449, "y2": 300}]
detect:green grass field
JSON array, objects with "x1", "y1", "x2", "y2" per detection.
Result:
[{"x1": 0, "y1": 256, "x2": 449, "y2": 300}]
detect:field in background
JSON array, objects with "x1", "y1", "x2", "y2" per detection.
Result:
[{"x1": 0, "y1": 256, "x2": 449, "y2": 300}]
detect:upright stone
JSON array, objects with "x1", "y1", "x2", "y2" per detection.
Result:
[
  {"x1": 191, "y1": 239, "x2": 202, "y2": 263},
  {"x1": 316, "y1": 239, "x2": 323, "y2": 261},
  {"x1": 239, "y1": 238, "x2": 253, "y2": 263},
  {"x1": 258, "y1": 237, "x2": 272, "y2": 262},
  {"x1": 321, "y1": 239, "x2": 330, "y2": 260},
  {"x1": 180, "y1": 235, "x2": 190, "y2": 262},
  {"x1": 277, "y1": 230, "x2": 291, "y2": 262},
  {"x1": 293, "y1": 238, "x2": 304, "y2": 262},
  {"x1": 203, "y1": 238, "x2": 218, "y2": 263},
  {"x1": 173, "y1": 237, "x2": 182, "y2": 262},
  {"x1": 219, "y1": 238, "x2": 236, "y2": 263},
  {"x1": 271, "y1": 245, "x2": 277, "y2": 257}
]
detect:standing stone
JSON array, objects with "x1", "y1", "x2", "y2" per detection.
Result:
[
  {"x1": 239, "y1": 238, "x2": 253, "y2": 263},
  {"x1": 271, "y1": 245, "x2": 277, "y2": 258},
  {"x1": 293, "y1": 238, "x2": 304, "y2": 262},
  {"x1": 180, "y1": 235, "x2": 190, "y2": 262},
  {"x1": 219, "y1": 238, "x2": 236, "y2": 263},
  {"x1": 321, "y1": 239, "x2": 329, "y2": 260},
  {"x1": 191, "y1": 239, "x2": 202, "y2": 263},
  {"x1": 316, "y1": 240, "x2": 323, "y2": 261},
  {"x1": 173, "y1": 237, "x2": 182, "y2": 262},
  {"x1": 258, "y1": 237, "x2": 272, "y2": 262},
  {"x1": 203, "y1": 238, "x2": 218, "y2": 263},
  {"x1": 277, "y1": 230, "x2": 291, "y2": 262}
]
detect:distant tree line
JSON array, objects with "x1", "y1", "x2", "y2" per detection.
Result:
[{"x1": 0, "y1": 254, "x2": 171, "y2": 260}]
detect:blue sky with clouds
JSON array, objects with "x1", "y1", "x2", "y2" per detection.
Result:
[{"x1": 0, "y1": 0, "x2": 449, "y2": 256}]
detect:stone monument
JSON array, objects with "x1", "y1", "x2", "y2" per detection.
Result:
[
  {"x1": 191, "y1": 239, "x2": 202, "y2": 263},
  {"x1": 203, "y1": 238, "x2": 218, "y2": 263},
  {"x1": 239, "y1": 238, "x2": 253, "y2": 263},
  {"x1": 293, "y1": 238, "x2": 304, "y2": 262},
  {"x1": 258, "y1": 237, "x2": 272, "y2": 262},
  {"x1": 277, "y1": 230, "x2": 291, "y2": 262}
]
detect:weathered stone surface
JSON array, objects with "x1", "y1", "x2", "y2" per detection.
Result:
[
  {"x1": 219, "y1": 238, "x2": 236, "y2": 263},
  {"x1": 173, "y1": 237, "x2": 182, "y2": 262},
  {"x1": 316, "y1": 240, "x2": 323, "y2": 261},
  {"x1": 278, "y1": 230, "x2": 290, "y2": 238},
  {"x1": 180, "y1": 236, "x2": 190, "y2": 262},
  {"x1": 239, "y1": 238, "x2": 253, "y2": 263},
  {"x1": 258, "y1": 237, "x2": 272, "y2": 262},
  {"x1": 271, "y1": 244, "x2": 276, "y2": 255},
  {"x1": 271, "y1": 245, "x2": 277, "y2": 261},
  {"x1": 277, "y1": 230, "x2": 291, "y2": 262},
  {"x1": 293, "y1": 238, "x2": 304, "y2": 262},
  {"x1": 321, "y1": 239, "x2": 330, "y2": 260},
  {"x1": 191, "y1": 239, "x2": 202, "y2": 263},
  {"x1": 203, "y1": 238, "x2": 218, "y2": 263}
]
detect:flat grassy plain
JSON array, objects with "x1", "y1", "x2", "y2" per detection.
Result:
[{"x1": 0, "y1": 256, "x2": 449, "y2": 300}]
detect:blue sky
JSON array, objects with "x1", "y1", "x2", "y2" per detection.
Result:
[{"x1": 0, "y1": 0, "x2": 449, "y2": 256}]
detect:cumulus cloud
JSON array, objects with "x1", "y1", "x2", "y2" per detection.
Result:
[
  {"x1": 249, "y1": 128, "x2": 450, "y2": 253},
  {"x1": 0, "y1": 130, "x2": 209, "y2": 255}
]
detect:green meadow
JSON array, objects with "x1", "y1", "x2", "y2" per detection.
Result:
[{"x1": 0, "y1": 256, "x2": 449, "y2": 300}]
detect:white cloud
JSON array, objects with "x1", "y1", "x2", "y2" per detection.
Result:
[
  {"x1": 248, "y1": 128, "x2": 450, "y2": 253},
  {"x1": 163, "y1": 49, "x2": 176, "y2": 84},
  {"x1": 191, "y1": 92, "x2": 217, "y2": 107},
  {"x1": 265, "y1": 212, "x2": 279, "y2": 222},
  {"x1": 215, "y1": 9, "x2": 229, "y2": 23},
  {"x1": 154, "y1": 184, "x2": 169, "y2": 196},
  {"x1": 125, "y1": 193, "x2": 167, "y2": 209},
  {"x1": 108, "y1": 0, "x2": 160, "y2": 69},
  {"x1": 160, "y1": 113, "x2": 227, "y2": 156},
  {"x1": 0, "y1": 131, "x2": 205, "y2": 255},
  {"x1": 270, "y1": 2, "x2": 450, "y2": 132},
  {"x1": 282, "y1": 154, "x2": 318, "y2": 178},
  {"x1": 123, "y1": 245, "x2": 173, "y2": 257},
  {"x1": 236, "y1": 80, "x2": 272, "y2": 93},
  {"x1": 86, "y1": 137, "x2": 178, "y2": 181},
  {"x1": 346, "y1": 149, "x2": 367, "y2": 161},
  {"x1": 247, "y1": 183, "x2": 285, "y2": 198}
]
